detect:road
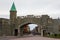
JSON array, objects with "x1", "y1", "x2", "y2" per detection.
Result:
[{"x1": 0, "y1": 35, "x2": 60, "y2": 40}]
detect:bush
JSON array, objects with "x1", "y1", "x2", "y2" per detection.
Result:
[
  {"x1": 57, "y1": 34, "x2": 60, "y2": 38},
  {"x1": 49, "y1": 34, "x2": 60, "y2": 38},
  {"x1": 49, "y1": 34, "x2": 55, "y2": 38}
]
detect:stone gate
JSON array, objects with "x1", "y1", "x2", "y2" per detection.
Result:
[{"x1": 9, "y1": 2, "x2": 53, "y2": 37}]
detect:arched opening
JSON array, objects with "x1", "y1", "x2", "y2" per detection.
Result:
[
  {"x1": 28, "y1": 24, "x2": 39, "y2": 35},
  {"x1": 14, "y1": 29, "x2": 18, "y2": 36},
  {"x1": 20, "y1": 23, "x2": 40, "y2": 36}
]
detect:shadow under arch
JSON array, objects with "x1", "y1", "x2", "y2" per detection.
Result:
[{"x1": 19, "y1": 22, "x2": 40, "y2": 36}]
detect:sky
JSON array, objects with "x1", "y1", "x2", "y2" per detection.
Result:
[
  {"x1": 0, "y1": 0, "x2": 60, "y2": 19},
  {"x1": 28, "y1": 24, "x2": 38, "y2": 30}
]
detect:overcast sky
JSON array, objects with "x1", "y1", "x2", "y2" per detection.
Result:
[
  {"x1": 28, "y1": 24, "x2": 38, "y2": 30},
  {"x1": 0, "y1": 0, "x2": 60, "y2": 19}
]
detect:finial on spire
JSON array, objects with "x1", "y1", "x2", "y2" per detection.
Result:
[{"x1": 10, "y1": 2, "x2": 16, "y2": 11}]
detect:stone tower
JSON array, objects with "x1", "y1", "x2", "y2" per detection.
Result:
[
  {"x1": 10, "y1": 2, "x2": 17, "y2": 23},
  {"x1": 10, "y1": 2, "x2": 17, "y2": 35}
]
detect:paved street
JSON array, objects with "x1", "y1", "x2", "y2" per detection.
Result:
[
  {"x1": 0, "y1": 36, "x2": 60, "y2": 40},
  {"x1": 11, "y1": 36, "x2": 60, "y2": 40}
]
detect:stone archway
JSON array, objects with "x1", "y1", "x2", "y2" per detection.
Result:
[{"x1": 18, "y1": 22, "x2": 41, "y2": 36}]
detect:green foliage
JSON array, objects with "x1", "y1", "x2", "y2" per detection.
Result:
[{"x1": 49, "y1": 34, "x2": 60, "y2": 38}]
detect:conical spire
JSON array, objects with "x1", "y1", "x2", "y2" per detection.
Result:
[{"x1": 10, "y1": 2, "x2": 16, "y2": 11}]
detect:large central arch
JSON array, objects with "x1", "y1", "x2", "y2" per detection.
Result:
[
  {"x1": 16, "y1": 17, "x2": 41, "y2": 36},
  {"x1": 18, "y1": 22, "x2": 41, "y2": 36}
]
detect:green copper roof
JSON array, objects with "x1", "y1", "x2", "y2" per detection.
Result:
[{"x1": 10, "y1": 2, "x2": 16, "y2": 11}]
